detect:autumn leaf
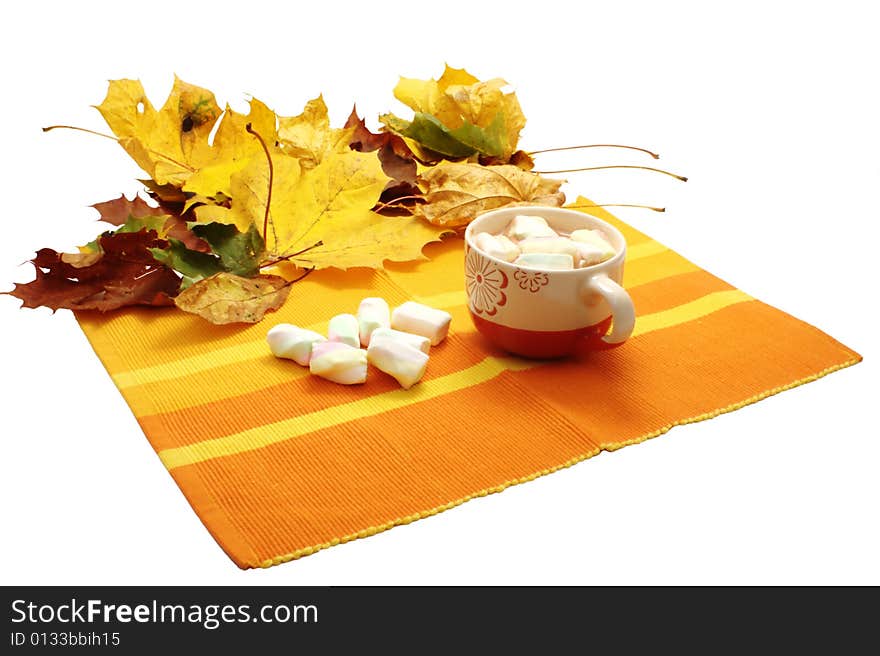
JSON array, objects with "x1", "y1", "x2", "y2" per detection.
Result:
[
  {"x1": 380, "y1": 64, "x2": 526, "y2": 162},
  {"x1": 182, "y1": 97, "x2": 279, "y2": 210},
  {"x1": 412, "y1": 163, "x2": 565, "y2": 228},
  {"x1": 91, "y1": 193, "x2": 167, "y2": 226},
  {"x1": 149, "y1": 240, "x2": 224, "y2": 284},
  {"x1": 191, "y1": 223, "x2": 265, "y2": 277},
  {"x1": 345, "y1": 107, "x2": 419, "y2": 206},
  {"x1": 6, "y1": 230, "x2": 180, "y2": 311},
  {"x1": 173, "y1": 272, "x2": 291, "y2": 324},
  {"x1": 277, "y1": 96, "x2": 350, "y2": 168},
  {"x1": 216, "y1": 143, "x2": 448, "y2": 269},
  {"x1": 96, "y1": 77, "x2": 222, "y2": 186},
  {"x1": 88, "y1": 204, "x2": 210, "y2": 254}
]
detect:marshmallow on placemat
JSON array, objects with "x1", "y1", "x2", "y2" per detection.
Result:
[
  {"x1": 357, "y1": 297, "x2": 391, "y2": 346},
  {"x1": 513, "y1": 253, "x2": 575, "y2": 270},
  {"x1": 266, "y1": 324, "x2": 326, "y2": 366},
  {"x1": 367, "y1": 337, "x2": 429, "y2": 389},
  {"x1": 506, "y1": 214, "x2": 557, "y2": 241},
  {"x1": 309, "y1": 341, "x2": 368, "y2": 385},
  {"x1": 327, "y1": 313, "x2": 360, "y2": 348},
  {"x1": 474, "y1": 232, "x2": 521, "y2": 262},
  {"x1": 369, "y1": 327, "x2": 431, "y2": 354},
  {"x1": 391, "y1": 301, "x2": 452, "y2": 346}
]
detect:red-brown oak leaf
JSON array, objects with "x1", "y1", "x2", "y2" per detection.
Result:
[
  {"x1": 345, "y1": 107, "x2": 419, "y2": 208},
  {"x1": 92, "y1": 193, "x2": 209, "y2": 253},
  {"x1": 90, "y1": 194, "x2": 167, "y2": 226},
  {"x1": 6, "y1": 230, "x2": 181, "y2": 312}
]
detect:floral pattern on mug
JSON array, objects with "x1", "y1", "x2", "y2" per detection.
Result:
[
  {"x1": 514, "y1": 269, "x2": 549, "y2": 293},
  {"x1": 466, "y1": 248, "x2": 508, "y2": 316}
]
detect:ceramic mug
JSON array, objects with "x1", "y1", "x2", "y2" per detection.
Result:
[{"x1": 464, "y1": 206, "x2": 635, "y2": 358}]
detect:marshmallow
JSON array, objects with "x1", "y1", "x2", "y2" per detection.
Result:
[
  {"x1": 357, "y1": 297, "x2": 391, "y2": 346},
  {"x1": 309, "y1": 341, "x2": 368, "y2": 385},
  {"x1": 517, "y1": 236, "x2": 580, "y2": 259},
  {"x1": 474, "y1": 232, "x2": 521, "y2": 262},
  {"x1": 266, "y1": 324, "x2": 326, "y2": 366},
  {"x1": 327, "y1": 313, "x2": 360, "y2": 348},
  {"x1": 369, "y1": 327, "x2": 431, "y2": 354},
  {"x1": 391, "y1": 301, "x2": 452, "y2": 346},
  {"x1": 513, "y1": 253, "x2": 575, "y2": 270},
  {"x1": 506, "y1": 214, "x2": 557, "y2": 241},
  {"x1": 572, "y1": 242, "x2": 612, "y2": 267},
  {"x1": 569, "y1": 229, "x2": 616, "y2": 262},
  {"x1": 367, "y1": 337, "x2": 429, "y2": 389}
]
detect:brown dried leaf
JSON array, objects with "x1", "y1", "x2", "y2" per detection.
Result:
[
  {"x1": 345, "y1": 107, "x2": 418, "y2": 204},
  {"x1": 173, "y1": 272, "x2": 291, "y2": 324},
  {"x1": 412, "y1": 163, "x2": 565, "y2": 228},
  {"x1": 6, "y1": 230, "x2": 180, "y2": 311},
  {"x1": 91, "y1": 194, "x2": 167, "y2": 226}
]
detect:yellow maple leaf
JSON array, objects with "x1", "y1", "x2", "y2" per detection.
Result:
[
  {"x1": 182, "y1": 98, "x2": 279, "y2": 211},
  {"x1": 96, "y1": 76, "x2": 222, "y2": 186},
  {"x1": 219, "y1": 146, "x2": 449, "y2": 270},
  {"x1": 412, "y1": 162, "x2": 565, "y2": 228},
  {"x1": 277, "y1": 95, "x2": 352, "y2": 168},
  {"x1": 383, "y1": 64, "x2": 526, "y2": 160}
]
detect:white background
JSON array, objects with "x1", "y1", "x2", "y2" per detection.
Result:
[{"x1": 1, "y1": 0, "x2": 877, "y2": 585}]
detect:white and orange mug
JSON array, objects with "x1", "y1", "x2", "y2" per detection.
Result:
[{"x1": 464, "y1": 206, "x2": 635, "y2": 358}]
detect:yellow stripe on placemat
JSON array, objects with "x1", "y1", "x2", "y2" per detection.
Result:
[
  {"x1": 632, "y1": 289, "x2": 752, "y2": 337},
  {"x1": 157, "y1": 290, "x2": 755, "y2": 470},
  {"x1": 158, "y1": 355, "x2": 538, "y2": 470}
]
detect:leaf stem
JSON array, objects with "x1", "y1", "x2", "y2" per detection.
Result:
[
  {"x1": 42, "y1": 124, "x2": 196, "y2": 173},
  {"x1": 245, "y1": 122, "x2": 273, "y2": 244},
  {"x1": 533, "y1": 164, "x2": 688, "y2": 182},
  {"x1": 566, "y1": 203, "x2": 666, "y2": 213},
  {"x1": 259, "y1": 240, "x2": 324, "y2": 269},
  {"x1": 528, "y1": 144, "x2": 660, "y2": 159},
  {"x1": 285, "y1": 266, "x2": 316, "y2": 285},
  {"x1": 374, "y1": 195, "x2": 425, "y2": 210}
]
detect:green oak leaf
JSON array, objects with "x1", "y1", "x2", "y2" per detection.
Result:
[
  {"x1": 380, "y1": 111, "x2": 507, "y2": 159},
  {"x1": 149, "y1": 239, "x2": 223, "y2": 285},
  {"x1": 190, "y1": 222, "x2": 265, "y2": 278}
]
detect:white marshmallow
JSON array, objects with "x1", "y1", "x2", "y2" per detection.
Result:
[
  {"x1": 572, "y1": 242, "x2": 612, "y2": 267},
  {"x1": 266, "y1": 323, "x2": 326, "y2": 366},
  {"x1": 327, "y1": 313, "x2": 360, "y2": 348},
  {"x1": 517, "y1": 236, "x2": 580, "y2": 258},
  {"x1": 569, "y1": 229, "x2": 616, "y2": 262},
  {"x1": 391, "y1": 301, "x2": 452, "y2": 346},
  {"x1": 506, "y1": 214, "x2": 557, "y2": 241},
  {"x1": 369, "y1": 327, "x2": 431, "y2": 354},
  {"x1": 309, "y1": 341, "x2": 368, "y2": 385},
  {"x1": 474, "y1": 232, "x2": 521, "y2": 262},
  {"x1": 367, "y1": 337, "x2": 429, "y2": 389},
  {"x1": 357, "y1": 297, "x2": 391, "y2": 346},
  {"x1": 513, "y1": 252, "x2": 575, "y2": 270}
]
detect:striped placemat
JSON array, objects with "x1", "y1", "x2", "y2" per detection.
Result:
[{"x1": 75, "y1": 202, "x2": 861, "y2": 568}]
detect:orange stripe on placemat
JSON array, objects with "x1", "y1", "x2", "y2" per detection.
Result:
[
  {"x1": 517, "y1": 299, "x2": 862, "y2": 450},
  {"x1": 170, "y1": 371, "x2": 601, "y2": 568}
]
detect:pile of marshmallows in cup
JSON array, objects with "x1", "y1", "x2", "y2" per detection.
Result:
[
  {"x1": 266, "y1": 299, "x2": 452, "y2": 389},
  {"x1": 474, "y1": 214, "x2": 617, "y2": 269}
]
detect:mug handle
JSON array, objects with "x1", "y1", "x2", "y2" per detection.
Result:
[{"x1": 583, "y1": 273, "x2": 635, "y2": 345}]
